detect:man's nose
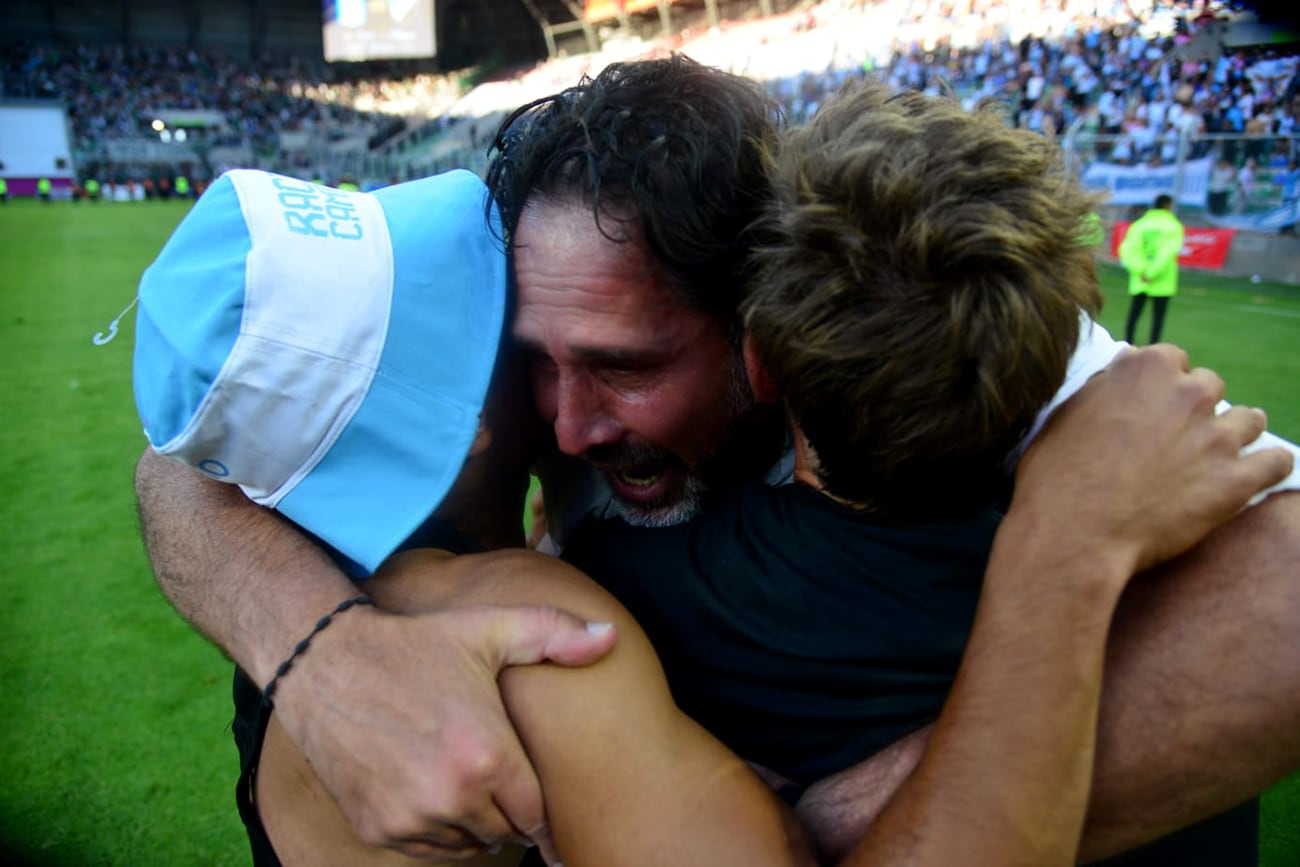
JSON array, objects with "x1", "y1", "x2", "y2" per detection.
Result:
[{"x1": 552, "y1": 373, "x2": 622, "y2": 457}]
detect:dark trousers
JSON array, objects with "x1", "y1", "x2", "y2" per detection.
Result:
[
  {"x1": 1125, "y1": 293, "x2": 1171, "y2": 344},
  {"x1": 232, "y1": 667, "x2": 283, "y2": 867}
]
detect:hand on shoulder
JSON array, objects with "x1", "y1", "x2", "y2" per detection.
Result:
[
  {"x1": 1009, "y1": 344, "x2": 1293, "y2": 583},
  {"x1": 265, "y1": 559, "x2": 616, "y2": 861}
]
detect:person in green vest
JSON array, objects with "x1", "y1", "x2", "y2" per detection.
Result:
[
  {"x1": 0, "y1": 176, "x2": 8, "y2": 204},
  {"x1": 1119, "y1": 193, "x2": 1184, "y2": 344},
  {"x1": 37, "y1": 177, "x2": 52, "y2": 202},
  {"x1": 85, "y1": 177, "x2": 101, "y2": 201},
  {"x1": 175, "y1": 174, "x2": 191, "y2": 199}
]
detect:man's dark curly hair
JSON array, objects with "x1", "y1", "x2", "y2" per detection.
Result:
[
  {"x1": 485, "y1": 53, "x2": 783, "y2": 325},
  {"x1": 743, "y1": 79, "x2": 1106, "y2": 519}
]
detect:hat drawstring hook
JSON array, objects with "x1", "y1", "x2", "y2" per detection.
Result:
[{"x1": 92, "y1": 296, "x2": 139, "y2": 346}]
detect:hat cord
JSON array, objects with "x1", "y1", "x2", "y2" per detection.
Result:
[{"x1": 91, "y1": 295, "x2": 139, "y2": 346}]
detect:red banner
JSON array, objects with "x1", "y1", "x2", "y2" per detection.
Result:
[{"x1": 1111, "y1": 222, "x2": 1237, "y2": 270}]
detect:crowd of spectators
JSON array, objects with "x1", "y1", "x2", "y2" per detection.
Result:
[
  {"x1": 727, "y1": 0, "x2": 1298, "y2": 216},
  {"x1": 761, "y1": 1, "x2": 1297, "y2": 170},
  {"x1": 0, "y1": 41, "x2": 465, "y2": 183},
  {"x1": 2, "y1": 1, "x2": 1296, "y2": 214}
]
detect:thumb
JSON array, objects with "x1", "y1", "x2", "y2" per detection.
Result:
[
  {"x1": 463, "y1": 605, "x2": 618, "y2": 669},
  {"x1": 531, "y1": 826, "x2": 564, "y2": 867}
]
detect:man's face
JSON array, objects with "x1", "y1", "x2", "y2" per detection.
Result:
[{"x1": 511, "y1": 198, "x2": 750, "y2": 526}]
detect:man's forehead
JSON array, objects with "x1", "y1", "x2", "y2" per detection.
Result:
[
  {"x1": 509, "y1": 318, "x2": 682, "y2": 365},
  {"x1": 513, "y1": 223, "x2": 670, "y2": 310},
  {"x1": 510, "y1": 196, "x2": 733, "y2": 357}
]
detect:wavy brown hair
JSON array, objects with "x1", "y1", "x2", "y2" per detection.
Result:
[
  {"x1": 743, "y1": 80, "x2": 1105, "y2": 518},
  {"x1": 486, "y1": 54, "x2": 782, "y2": 326}
]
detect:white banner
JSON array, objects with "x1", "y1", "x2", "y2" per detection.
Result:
[{"x1": 1081, "y1": 157, "x2": 1212, "y2": 207}]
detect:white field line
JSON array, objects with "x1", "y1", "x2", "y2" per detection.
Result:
[
  {"x1": 1234, "y1": 306, "x2": 1300, "y2": 318},
  {"x1": 1178, "y1": 287, "x2": 1300, "y2": 319}
]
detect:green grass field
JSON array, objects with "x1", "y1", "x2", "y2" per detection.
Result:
[{"x1": 1, "y1": 199, "x2": 1296, "y2": 865}]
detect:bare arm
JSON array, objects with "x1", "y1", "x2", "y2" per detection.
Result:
[
  {"x1": 1081, "y1": 488, "x2": 1300, "y2": 860},
  {"x1": 260, "y1": 542, "x2": 1112, "y2": 867},
  {"x1": 794, "y1": 727, "x2": 928, "y2": 858},
  {"x1": 134, "y1": 448, "x2": 613, "y2": 857},
  {"x1": 136, "y1": 447, "x2": 361, "y2": 684},
  {"x1": 255, "y1": 347, "x2": 1289, "y2": 867},
  {"x1": 251, "y1": 540, "x2": 1135, "y2": 867},
  {"x1": 259, "y1": 547, "x2": 815, "y2": 867}
]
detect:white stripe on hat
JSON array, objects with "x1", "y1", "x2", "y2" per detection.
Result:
[{"x1": 154, "y1": 170, "x2": 395, "y2": 506}]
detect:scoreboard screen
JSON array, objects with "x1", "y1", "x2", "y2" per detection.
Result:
[{"x1": 323, "y1": 0, "x2": 436, "y2": 62}]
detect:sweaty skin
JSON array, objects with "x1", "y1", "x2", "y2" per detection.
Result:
[{"x1": 512, "y1": 198, "x2": 749, "y2": 526}]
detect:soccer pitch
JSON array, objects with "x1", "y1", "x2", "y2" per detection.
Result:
[{"x1": 1, "y1": 199, "x2": 1296, "y2": 864}]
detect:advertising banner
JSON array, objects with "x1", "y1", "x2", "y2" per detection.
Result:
[{"x1": 1111, "y1": 221, "x2": 1237, "y2": 269}]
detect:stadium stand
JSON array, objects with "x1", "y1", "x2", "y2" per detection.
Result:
[{"x1": 1, "y1": 0, "x2": 1294, "y2": 234}]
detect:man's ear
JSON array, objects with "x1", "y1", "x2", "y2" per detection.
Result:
[{"x1": 742, "y1": 332, "x2": 782, "y2": 404}]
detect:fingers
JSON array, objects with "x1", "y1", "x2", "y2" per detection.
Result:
[
  {"x1": 1216, "y1": 404, "x2": 1269, "y2": 449},
  {"x1": 1184, "y1": 365, "x2": 1226, "y2": 409},
  {"x1": 1114, "y1": 346, "x2": 1224, "y2": 417},
  {"x1": 1018, "y1": 339, "x2": 1288, "y2": 577},
  {"x1": 1147, "y1": 341, "x2": 1191, "y2": 373},
  {"x1": 1238, "y1": 446, "x2": 1296, "y2": 494},
  {"x1": 532, "y1": 830, "x2": 564, "y2": 867},
  {"x1": 480, "y1": 752, "x2": 562, "y2": 863},
  {"x1": 1084, "y1": 344, "x2": 1196, "y2": 403},
  {"x1": 494, "y1": 760, "x2": 557, "y2": 859},
  {"x1": 351, "y1": 737, "x2": 541, "y2": 855},
  {"x1": 390, "y1": 830, "x2": 485, "y2": 861},
  {"x1": 407, "y1": 604, "x2": 617, "y2": 857},
  {"x1": 1206, "y1": 405, "x2": 1291, "y2": 508},
  {"x1": 438, "y1": 726, "x2": 544, "y2": 850},
  {"x1": 466, "y1": 604, "x2": 618, "y2": 668}
]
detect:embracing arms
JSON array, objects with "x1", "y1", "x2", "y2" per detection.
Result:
[
  {"x1": 257, "y1": 346, "x2": 1287, "y2": 867},
  {"x1": 137, "y1": 343, "x2": 1298, "y2": 864},
  {"x1": 134, "y1": 449, "x2": 613, "y2": 858}
]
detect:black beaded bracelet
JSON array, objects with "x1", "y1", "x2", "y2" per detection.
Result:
[{"x1": 261, "y1": 595, "x2": 374, "y2": 708}]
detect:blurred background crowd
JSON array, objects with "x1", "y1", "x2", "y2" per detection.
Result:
[{"x1": 1, "y1": 0, "x2": 1295, "y2": 216}]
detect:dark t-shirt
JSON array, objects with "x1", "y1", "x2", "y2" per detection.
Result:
[
  {"x1": 565, "y1": 482, "x2": 995, "y2": 783},
  {"x1": 562, "y1": 481, "x2": 1258, "y2": 865}
]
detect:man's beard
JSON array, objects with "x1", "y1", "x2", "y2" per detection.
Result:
[
  {"x1": 608, "y1": 470, "x2": 709, "y2": 528},
  {"x1": 599, "y1": 359, "x2": 781, "y2": 528}
]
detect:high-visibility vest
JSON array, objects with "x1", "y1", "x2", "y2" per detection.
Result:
[{"x1": 1118, "y1": 208, "x2": 1184, "y2": 297}]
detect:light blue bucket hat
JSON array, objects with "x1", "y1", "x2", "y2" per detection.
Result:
[{"x1": 133, "y1": 169, "x2": 507, "y2": 574}]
